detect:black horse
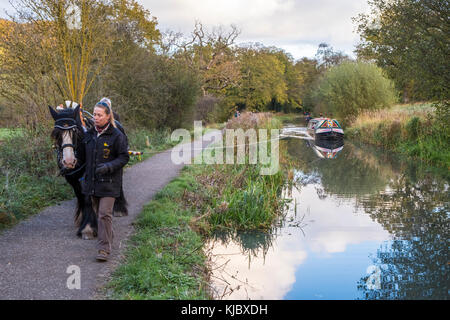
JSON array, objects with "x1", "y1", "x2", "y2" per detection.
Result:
[{"x1": 49, "y1": 104, "x2": 128, "y2": 239}]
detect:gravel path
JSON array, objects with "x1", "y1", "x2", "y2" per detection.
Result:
[{"x1": 0, "y1": 130, "x2": 220, "y2": 300}]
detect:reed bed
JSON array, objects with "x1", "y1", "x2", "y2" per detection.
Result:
[
  {"x1": 225, "y1": 111, "x2": 281, "y2": 131},
  {"x1": 347, "y1": 102, "x2": 449, "y2": 169},
  {"x1": 350, "y1": 102, "x2": 433, "y2": 128}
]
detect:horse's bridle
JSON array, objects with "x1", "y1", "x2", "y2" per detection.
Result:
[{"x1": 54, "y1": 117, "x2": 84, "y2": 176}]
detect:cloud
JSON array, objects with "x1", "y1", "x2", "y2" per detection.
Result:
[
  {"x1": 206, "y1": 232, "x2": 308, "y2": 300},
  {"x1": 0, "y1": 0, "x2": 14, "y2": 17},
  {"x1": 142, "y1": 0, "x2": 371, "y2": 59}
]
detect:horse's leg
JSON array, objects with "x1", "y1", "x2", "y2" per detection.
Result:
[
  {"x1": 66, "y1": 174, "x2": 96, "y2": 239},
  {"x1": 78, "y1": 195, "x2": 98, "y2": 240},
  {"x1": 66, "y1": 176, "x2": 84, "y2": 228},
  {"x1": 113, "y1": 186, "x2": 128, "y2": 217},
  {"x1": 72, "y1": 180, "x2": 84, "y2": 228}
]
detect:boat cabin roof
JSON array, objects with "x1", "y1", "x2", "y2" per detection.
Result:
[{"x1": 307, "y1": 118, "x2": 342, "y2": 130}]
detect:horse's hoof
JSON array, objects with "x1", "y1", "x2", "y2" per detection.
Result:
[
  {"x1": 82, "y1": 233, "x2": 95, "y2": 240},
  {"x1": 81, "y1": 225, "x2": 96, "y2": 240}
]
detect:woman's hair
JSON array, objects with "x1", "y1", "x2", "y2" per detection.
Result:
[{"x1": 95, "y1": 97, "x2": 117, "y2": 128}]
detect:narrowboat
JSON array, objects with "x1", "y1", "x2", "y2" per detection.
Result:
[{"x1": 307, "y1": 118, "x2": 344, "y2": 140}]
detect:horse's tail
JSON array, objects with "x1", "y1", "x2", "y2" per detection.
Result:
[{"x1": 113, "y1": 187, "x2": 128, "y2": 216}]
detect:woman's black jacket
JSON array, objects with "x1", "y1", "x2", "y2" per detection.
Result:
[{"x1": 81, "y1": 124, "x2": 129, "y2": 198}]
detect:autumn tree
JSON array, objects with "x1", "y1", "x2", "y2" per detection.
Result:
[
  {"x1": 263, "y1": 47, "x2": 304, "y2": 113},
  {"x1": 354, "y1": 0, "x2": 450, "y2": 102},
  {"x1": 0, "y1": 0, "x2": 168, "y2": 129},
  {"x1": 233, "y1": 45, "x2": 287, "y2": 111},
  {"x1": 89, "y1": 1, "x2": 199, "y2": 130},
  {"x1": 292, "y1": 43, "x2": 350, "y2": 113},
  {"x1": 294, "y1": 57, "x2": 321, "y2": 111},
  {"x1": 108, "y1": 0, "x2": 160, "y2": 51},
  {"x1": 0, "y1": 16, "x2": 62, "y2": 126}
]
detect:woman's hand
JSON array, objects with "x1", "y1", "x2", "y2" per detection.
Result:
[{"x1": 95, "y1": 163, "x2": 110, "y2": 175}]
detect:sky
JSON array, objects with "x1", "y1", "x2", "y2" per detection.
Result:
[{"x1": 0, "y1": 0, "x2": 372, "y2": 60}]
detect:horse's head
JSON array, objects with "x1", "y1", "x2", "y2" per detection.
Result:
[{"x1": 49, "y1": 104, "x2": 83, "y2": 170}]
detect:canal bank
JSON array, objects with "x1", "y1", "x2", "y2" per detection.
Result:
[{"x1": 345, "y1": 102, "x2": 450, "y2": 174}]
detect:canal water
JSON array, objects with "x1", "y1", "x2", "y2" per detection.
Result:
[{"x1": 206, "y1": 120, "x2": 449, "y2": 300}]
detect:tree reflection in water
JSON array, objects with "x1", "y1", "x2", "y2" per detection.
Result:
[
  {"x1": 286, "y1": 137, "x2": 449, "y2": 299},
  {"x1": 357, "y1": 175, "x2": 449, "y2": 299},
  {"x1": 209, "y1": 229, "x2": 277, "y2": 261}
]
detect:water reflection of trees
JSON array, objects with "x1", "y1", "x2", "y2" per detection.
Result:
[
  {"x1": 284, "y1": 138, "x2": 389, "y2": 197},
  {"x1": 357, "y1": 175, "x2": 449, "y2": 300},
  {"x1": 209, "y1": 203, "x2": 295, "y2": 261},
  {"x1": 284, "y1": 137, "x2": 449, "y2": 299},
  {"x1": 358, "y1": 235, "x2": 448, "y2": 299}
]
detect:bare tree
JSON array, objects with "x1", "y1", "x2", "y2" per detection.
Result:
[{"x1": 176, "y1": 21, "x2": 241, "y2": 95}]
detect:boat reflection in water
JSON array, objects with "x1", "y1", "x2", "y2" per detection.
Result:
[{"x1": 307, "y1": 138, "x2": 344, "y2": 159}]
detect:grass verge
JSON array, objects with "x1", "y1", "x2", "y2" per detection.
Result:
[
  {"x1": 105, "y1": 168, "x2": 210, "y2": 299},
  {"x1": 106, "y1": 170, "x2": 208, "y2": 299},
  {"x1": 105, "y1": 162, "x2": 287, "y2": 299},
  {"x1": 346, "y1": 102, "x2": 450, "y2": 170}
]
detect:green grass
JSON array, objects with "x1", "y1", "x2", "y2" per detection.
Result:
[
  {"x1": 104, "y1": 170, "x2": 210, "y2": 299},
  {"x1": 0, "y1": 172, "x2": 72, "y2": 226}
]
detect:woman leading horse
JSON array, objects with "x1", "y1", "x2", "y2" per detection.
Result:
[{"x1": 81, "y1": 97, "x2": 129, "y2": 262}]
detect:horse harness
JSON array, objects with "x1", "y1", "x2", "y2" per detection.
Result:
[{"x1": 54, "y1": 117, "x2": 85, "y2": 177}]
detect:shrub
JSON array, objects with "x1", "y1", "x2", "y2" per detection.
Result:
[
  {"x1": 313, "y1": 61, "x2": 397, "y2": 124},
  {"x1": 0, "y1": 128, "x2": 73, "y2": 228},
  {"x1": 405, "y1": 116, "x2": 421, "y2": 140}
]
